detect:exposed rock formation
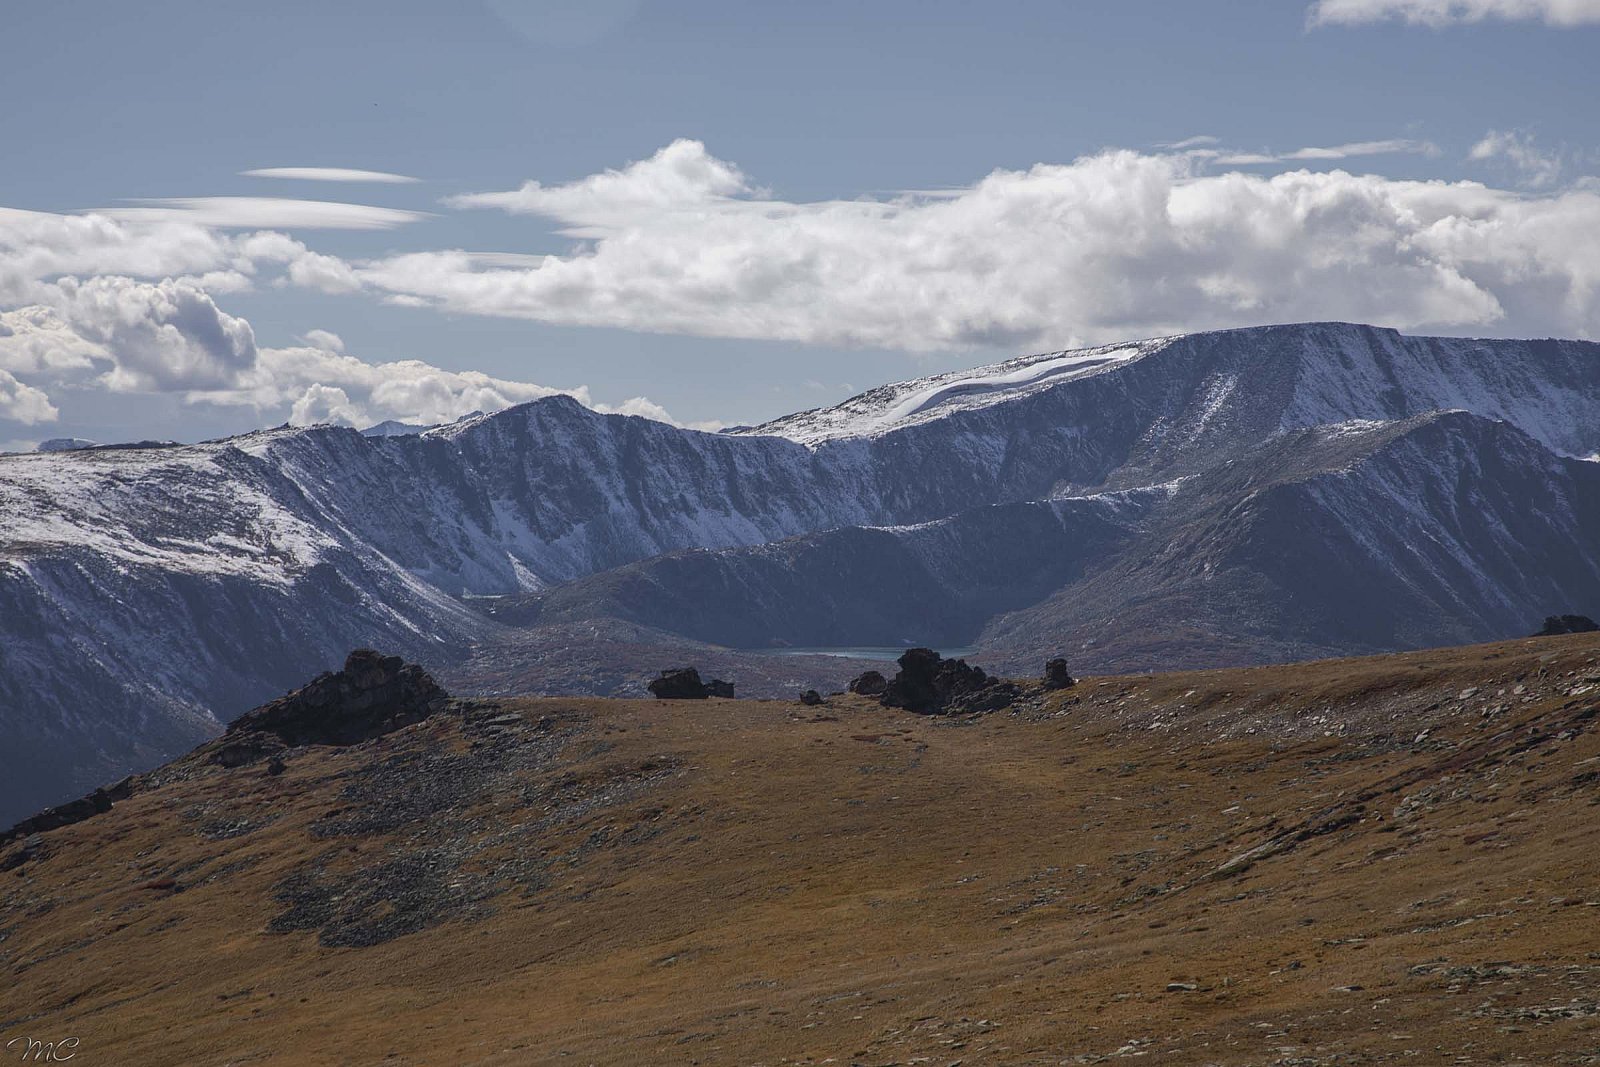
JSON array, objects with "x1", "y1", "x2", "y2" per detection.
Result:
[
  {"x1": 1535, "y1": 614, "x2": 1600, "y2": 636},
  {"x1": 1043, "y1": 658, "x2": 1076, "y2": 690},
  {"x1": 646, "y1": 667, "x2": 735, "y2": 700},
  {"x1": 848, "y1": 670, "x2": 888, "y2": 696},
  {"x1": 879, "y1": 648, "x2": 1020, "y2": 716},
  {"x1": 799, "y1": 689, "x2": 824, "y2": 706},
  {"x1": 3, "y1": 650, "x2": 448, "y2": 845},
  {"x1": 222, "y1": 650, "x2": 449, "y2": 753},
  {"x1": 1, "y1": 779, "x2": 134, "y2": 850}
]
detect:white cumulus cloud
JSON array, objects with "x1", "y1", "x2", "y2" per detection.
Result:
[
  {"x1": 196, "y1": 341, "x2": 697, "y2": 429},
  {"x1": 47, "y1": 276, "x2": 258, "y2": 391},
  {"x1": 1309, "y1": 0, "x2": 1600, "y2": 25},
  {"x1": 0, "y1": 204, "x2": 697, "y2": 430},
  {"x1": 346, "y1": 141, "x2": 1600, "y2": 350},
  {"x1": 0, "y1": 368, "x2": 57, "y2": 424},
  {"x1": 448, "y1": 138, "x2": 754, "y2": 237},
  {"x1": 8, "y1": 138, "x2": 1600, "y2": 430}
]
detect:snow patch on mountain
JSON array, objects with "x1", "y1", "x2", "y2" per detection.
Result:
[
  {"x1": 744, "y1": 340, "x2": 1159, "y2": 444},
  {"x1": 0, "y1": 445, "x2": 334, "y2": 583}
]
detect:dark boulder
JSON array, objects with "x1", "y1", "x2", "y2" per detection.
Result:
[
  {"x1": 224, "y1": 649, "x2": 449, "y2": 751},
  {"x1": 848, "y1": 670, "x2": 888, "y2": 696},
  {"x1": 1043, "y1": 658, "x2": 1076, "y2": 690},
  {"x1": 648, "y1": 667, "x2": 735, "y2": 699},
  {"x1": 648, "y1": 667, "x2": 707, "y2": 699},
  {"x1": 1535, "y1": 614, "x2": 1600, "y2": 636},
  {"x1": 799, "y1": 689, "x2": 824, "y2": 706},
  {"x1": 879, "y1": 648, "x2": 1019, "y2": 716}
]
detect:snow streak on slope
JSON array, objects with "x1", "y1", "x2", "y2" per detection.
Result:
[
  {"x1": 747, "y1": 323, "x2": 1600, "y2": 462},
  {"x1": 0, "y1": 443, "x2": 334, "y2": 582},
  {"x1": 744, "y1": 341, "x2": 1156, "y2": 444}
]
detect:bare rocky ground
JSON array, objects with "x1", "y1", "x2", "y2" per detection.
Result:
[{"x1": 4, "y1": 633, "x2": 1600, "y2": 1065}]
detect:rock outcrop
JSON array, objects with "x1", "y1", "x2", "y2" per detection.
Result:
[
  {"x1": 220, "y1": 650, "x2": 449, "y2": 755},
  {"x1": 3, "y1": 650, "x2": 448, "y2": 846},
  {"x1": 1, "y1": 779, "x2": 134, "y2": 850},
  {"x1": 848, "y1": 670, "x2": 888, "y2": 696},
  {"x1": 879, "y1": 648, "x2": 1020, "y2": 716},
  {"x1": 646, "y1": 667, "x2": 735, "y2": 700},
  {"x1": 1043, "y1": 658, "x2": 1076, "y2": 690},
  {"x1": 1535, "y1": 614, "x2": 1600, "y2": 636}
]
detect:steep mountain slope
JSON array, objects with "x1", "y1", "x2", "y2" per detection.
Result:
[
  {"x1": 0, "y1": 439, "x2": 491, "y2": 825},
  {"x1": 6, "y1": 635, "x2": 1600, "y2": 1065},
  {"x1": 982, "y1": 411, "x2": 1600, "y2": 671},
  {"x1": 2, "y1": 322, "x2": 1597, "y2": 824},
  {"x1": 500, "y1": 409, "x2": 1600, "y2": 670},
  {"x1": 752, "y1": 322, "x2": 1600, "y2": 460},
  {"x1": 500, "y1": 492, "x2": 1150, "y2": 649}
]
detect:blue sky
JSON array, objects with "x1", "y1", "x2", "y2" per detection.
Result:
[{"x1": 1, "y1": 0, "x2": 1597, "y2": 446}]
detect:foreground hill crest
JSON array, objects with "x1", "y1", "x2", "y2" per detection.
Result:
[{"x1": 6, "y1": 634, "x2": 1600, "y2": 1064}]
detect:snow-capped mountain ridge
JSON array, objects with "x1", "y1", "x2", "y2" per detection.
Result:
[
  {"x1": 749, "y1": 322, "x2": 1600, "y2": 461},
  {"x1": 743, "y1": 339, "x2": 1159, "y2": 444},
  {"x1": 3, "y1": 322, "x2": 1598, "y2": 825}
]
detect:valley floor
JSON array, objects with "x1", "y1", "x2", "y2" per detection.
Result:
[{"x1": 5, "y1": 635, "x2": 1600, "y2": 1064}]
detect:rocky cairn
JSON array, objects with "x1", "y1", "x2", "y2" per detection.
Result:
[
  {"x1": 647, "y1": 667, "x2": 735, "y2": 700},
  {"x1": 1043, "y1": 657, "x2": 1076, "y2": 690}
]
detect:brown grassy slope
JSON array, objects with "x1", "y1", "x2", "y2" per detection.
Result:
[{"x1": 4, "y1": 635, "x2": 1600, "y2": 1065}]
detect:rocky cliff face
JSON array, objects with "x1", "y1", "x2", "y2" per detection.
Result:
[{"x1": 2, "y1": 322, "x2": 1598, "y2": 823}]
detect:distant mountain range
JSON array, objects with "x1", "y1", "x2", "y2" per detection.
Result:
[{"x1": 3, "y1": 321, "x2": 1598, "y2": 823}]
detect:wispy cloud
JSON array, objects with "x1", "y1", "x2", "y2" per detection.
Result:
[
  {"x1": 1469, "y1": 129, "x2": 1564, "y2": 187},
  {"x1": 241, "y1": 167, "x2": 420, "y2": 184},
  {"x1": 1309, "y1": 0, "x2": 1600, "y2": 26},
  {"x1": 1211, "y1": 138, "x2": 1439, "y2": 165},
  {"x1": 100, "y1": 197, "x2": 426, "y2": 231}
]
